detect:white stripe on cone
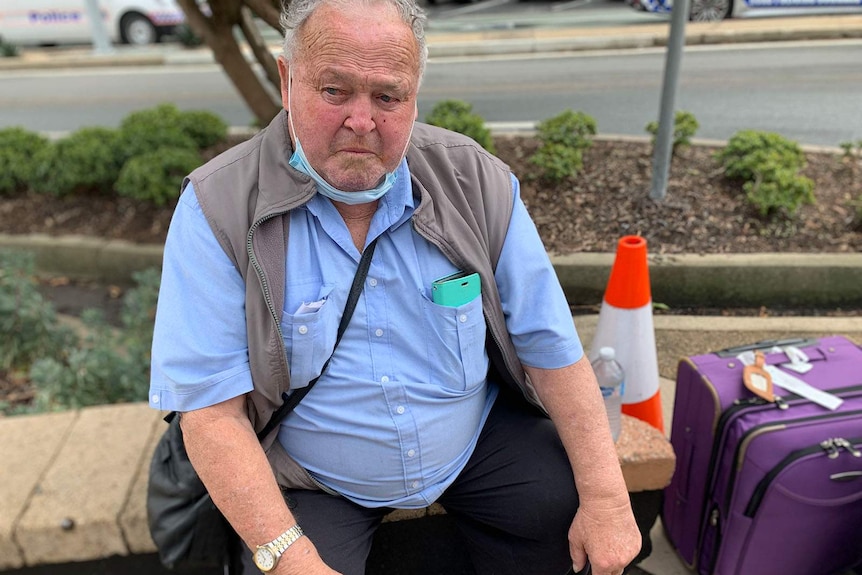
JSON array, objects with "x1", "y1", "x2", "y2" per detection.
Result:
[{"x1": 588, "y1": 300, "x2": 660, "y2": 405}]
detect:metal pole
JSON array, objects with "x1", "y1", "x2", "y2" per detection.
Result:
[
  {"x1": 649, "y1": 0, "x2": 690, "y2": 200},
  {"x1": 83, "y1": 0, "x2": 114, "y2": 54}
]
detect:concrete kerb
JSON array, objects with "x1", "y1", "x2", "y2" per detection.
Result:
[{"x1": 4, "y1": 233, "x2": 861, "y2": 309}]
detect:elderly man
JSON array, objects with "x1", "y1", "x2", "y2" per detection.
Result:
[{"x1": 148, "y1": 0, "x2": 641, "y2": 574}]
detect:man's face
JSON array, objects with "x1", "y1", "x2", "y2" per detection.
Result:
[{"x1": 279, "y1": 2, "x2": 421, "y2": 192}]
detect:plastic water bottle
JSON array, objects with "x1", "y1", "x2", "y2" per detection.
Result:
[{"x1": 591, "y1": 347, "x2": 625, "y2": 442}]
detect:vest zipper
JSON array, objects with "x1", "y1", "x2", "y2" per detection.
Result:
[{"x1": 247, "y1": 213, "x2": 290, "y2": 383}]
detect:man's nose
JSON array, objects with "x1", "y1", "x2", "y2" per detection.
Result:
[{"x1": 343, "y1": 96, "x2": 376, "y2": 135}]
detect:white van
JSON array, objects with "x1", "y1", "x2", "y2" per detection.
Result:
[{"x1": 0, "y1": 0, "x2": 186, "y2": 46}]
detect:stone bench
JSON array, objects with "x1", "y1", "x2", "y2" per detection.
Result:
[{"x1": 0, "y1": 405, "x2": 674, "y2": 571}]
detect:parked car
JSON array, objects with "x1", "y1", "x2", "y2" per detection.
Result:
[
  {"x1": 630, "y1": 0, "x2": 862, "y2": 22},
  {"x1": 0, "y1": 0, "x2": 186, "y2": 46}
]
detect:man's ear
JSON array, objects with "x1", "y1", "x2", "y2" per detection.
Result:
[{"x1": 277, "y1": 57, "x2": 290, "y2": 110}]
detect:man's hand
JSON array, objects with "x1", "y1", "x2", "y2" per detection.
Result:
[
  {"x1": 567, "y1": 497, "x2": 641, "y2": 575},
  {"x1": 525, "y1": 358, "x2": 643, "y2": 575}
]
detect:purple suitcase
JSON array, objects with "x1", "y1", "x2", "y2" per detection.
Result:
[{"x1": 662, "y1": 335, "x2": 862, "y2": 575}]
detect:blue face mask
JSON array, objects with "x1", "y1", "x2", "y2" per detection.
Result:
[
  {"x1": 287, "y1": 74, "x2": 406, "y2": 206},
  {"x1": 288, "y1": 135, "x2": 396, "y2": 205}
]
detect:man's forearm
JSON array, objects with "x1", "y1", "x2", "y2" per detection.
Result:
[
  {"x1": 180, "y1": 395, "x2": 325, "y2": 574},
  {"x1": 525, "y1": 356, "x2": 629, "y2": 504}
]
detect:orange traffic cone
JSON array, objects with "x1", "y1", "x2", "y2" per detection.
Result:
[{"x1": 589, "y1": 235, "x2": 664, "y2": 433}]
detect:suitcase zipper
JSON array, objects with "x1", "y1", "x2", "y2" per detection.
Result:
[
  {"x1": 704, "y1": 406, "x2": 862, "y2": 569},
  {"x1": 708, "y1": 384, "x2": 862, "y2": 493},
  {"x1": 743, "y1": 435, "x2": 862, "y2": 518},
  {"x1": 727, "y1": 409, "x2": 862, "y2": 510},
  {"x1": 704, "y1": 385, "x2": 862, "y2": 513}
]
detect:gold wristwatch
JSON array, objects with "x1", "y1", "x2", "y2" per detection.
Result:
[{"x1": 253, "y1": 524, "x2": 305, "y2": 572}]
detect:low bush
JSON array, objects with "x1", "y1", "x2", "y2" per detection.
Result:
[
  {"x1": 0, "y1": 36, "x2": 17, "y2": 57},
  {"x1": 716, "y1": 130, "x2": 814, "y2": 217},
  {"x1": 645, "y1": 110, "x2": 699, "y2": 154},
  {"x1": 0, "y1": 251, "x2": 73, "y2": 374},
  {"x1": 175, "y1": 22, "x2": 204, "y2": 48},
  {"x1": 31, "y1": 127, "x2": 124, "y2": 197},
  {"x1": 26, "y1": 268, "x2": 160, "y2": 412},
  {"x1": 425, "y1": 99, "x2": 495, "y2": 153},
  {"x1": 116, "y1": 147, "x2": 203, "y2": 206},
  {"x1": 530, "y1": 110, "x2": 597, "y2": 181},
  {"x1": 0, "y1": 127, "x2": 50, "y2": 195},
  {"x1": 178, "y1": 109, "x2": 229, "y2": 150},
  {"x1": 117, "y1": 103, "x2": 198, "y2": 161}
]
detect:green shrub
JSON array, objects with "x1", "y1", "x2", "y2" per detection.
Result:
[
  {"x1": 645, "y1": 110, "x2": 699, "y2": 154},
  {"x1": 425, "y1": 100, "x2": 495, "y2": 153},
  {"x1": 0, "y1": 36, "x2": 18, "y2": 57},
  {"x1": 175, "y1": 22, "x2": 204, "y2": 47},
  {"x1": 116, "y1": 147, "x2": 202, "y2": 206},
  {"x1": 27, "y1": 268, "x2": 160, "y2": 412},
  {"x1": 716, "y1": 130, "x2": 814, "y2": 217},
  {"x1": 31, "y1": 127, "x2": 123, "y2": 197},
  {"x1": 530, "y1": 110, "x2": 597, "y2": 182},
  {"x1": 716, "y1": 130, "x2": 806, "y2": 181},
  {"x1": 117, "y1": 104, "x2": 198, "y2": 161},
  {"x1": 0, "y1": 251, "x2": 73, "y2": 373},
  {"x1": 0, "y1": 127, "x2": 50, "y2": 194},
  {"x1": 839, "y1": 139, "x2": 862, "y2": 162},
  {"x1": 178, "y1": 109, "x2": 229, "y2": 150},
  {"x1": 743, "y1": 167, "x2": 815, "y2": 217}
]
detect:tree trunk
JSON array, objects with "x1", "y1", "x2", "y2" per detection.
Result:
[{"x1": 175, "y1": 0, "x2": 282, "y2": 127}]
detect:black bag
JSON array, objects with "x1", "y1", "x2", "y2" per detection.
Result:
[
  {"x1": 147, "y1": 414, "x2": 235, "y2": 570},
  {"x1": 146, "y1": 239, "x2": 377, "y2": 570}
]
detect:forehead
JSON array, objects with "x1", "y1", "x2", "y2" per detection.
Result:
[{"x1": 295, "y1": 2, "x2": 421, "y2": 84}]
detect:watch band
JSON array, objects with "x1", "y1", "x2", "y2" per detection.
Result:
[
  {"x1": 254, "y1": 524, "x2": 304, "y2": 571},
  {"x1": 269, "y1": 524, "x2": 304, "y2": 554}
]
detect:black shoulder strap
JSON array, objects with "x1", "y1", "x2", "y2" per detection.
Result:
[{"x1": 255, "y1": 237, "x2": 379, "y2": 441}]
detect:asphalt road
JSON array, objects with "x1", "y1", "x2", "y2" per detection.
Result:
[{"x1": 1, "y1": 39, "x2": 860, "y2": 146}]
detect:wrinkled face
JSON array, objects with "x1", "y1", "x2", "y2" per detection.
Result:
[{"x1": 278, "y1": 2, "x2": 420, "y2": 192}]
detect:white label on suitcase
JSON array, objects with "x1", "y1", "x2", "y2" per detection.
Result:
[{"x1": 764, "y1": 366, "x2": 844, "y2": 411}]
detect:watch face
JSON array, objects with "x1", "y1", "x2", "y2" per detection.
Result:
[{"x1": 254, "y1": 547, "x2": 276, "y2": 572}]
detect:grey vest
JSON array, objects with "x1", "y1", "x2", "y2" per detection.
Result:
[{"x1": 186, "y1": 110, "x2": 540, "y2": 489}]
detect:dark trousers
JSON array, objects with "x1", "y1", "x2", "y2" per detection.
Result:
[{"x1": 241, "y1": 388, "x2": 580, "y2": 575}]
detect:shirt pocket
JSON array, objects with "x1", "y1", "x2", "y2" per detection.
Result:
[
  {"x1": 282, "y1": 284, "x2": 338, "y2": 389},
  {"x1": 422, "y1": 292, "x2": 487, "y2": 392}
]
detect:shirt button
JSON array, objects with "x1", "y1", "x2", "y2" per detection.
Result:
[
  {"x1": 368, "y1": 278, "x2": 378, "y2": 287},
  {"x1": 407, "y1": 449, "x2": 416, "y2": 457},
  {"x1": 396, "y1": 406, "x2": 405, "y2": 414},
  {"x1": 151, "y1": 395, "x2": 159, "y2": 404},
  {"x1": 459, "y1": 314, "x2": 468, "y2": 323},
  {"x1": 381, "y1": 376, "x2": 390, "y2": 383},
  {"x1": 375, "y1": 328, "x2": 384, "y2": 337},
  {"x1": 298, "y1": 325, "x2": 308, "y2": 335},
  {"x1": 411, "y1": 481, "x2": 419, "y2": 489}
]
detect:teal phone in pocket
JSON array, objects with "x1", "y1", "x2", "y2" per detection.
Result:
[{"x1": 432, "y1": 271, "x2": 481, "y2": 307}]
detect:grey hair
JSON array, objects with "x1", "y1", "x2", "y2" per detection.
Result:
[{"x1": 279, "y1": 0, "x2": 428, "y2": 80}]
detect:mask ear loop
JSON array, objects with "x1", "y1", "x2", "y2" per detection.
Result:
[{"x1": 287, "y1": 73, "x2": 297, "y2": 142}]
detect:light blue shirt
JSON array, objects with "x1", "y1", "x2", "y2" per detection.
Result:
[{"x1": 149, "y1": 158, "x2": 583, "y2": 508}]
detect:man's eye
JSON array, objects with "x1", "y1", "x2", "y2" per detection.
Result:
[
  {"x1": 324, "y1": 87, "x2": 341, "y2": 96},
  {"x1": 379, "y1": 94, "x2": 396, "y2": 104}
]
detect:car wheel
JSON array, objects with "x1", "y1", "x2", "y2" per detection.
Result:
[
  {"x1": 688, "y1": 0, "x2": 732, "y2": 21},
  {"x1": 120, "y1": 13, "x2": 159, "y2": 45}
]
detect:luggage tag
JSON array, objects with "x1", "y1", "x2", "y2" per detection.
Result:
[
  {"x1": 738, "y1": 350, "x2": 843, "y2": 411},
  {"x1": 742, "y1": 351, "x2": 775, "y2": 402}
]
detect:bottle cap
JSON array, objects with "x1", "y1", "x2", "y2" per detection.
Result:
[{"x1": 599, "y1": 347, "x2": 615, "y2": 361}]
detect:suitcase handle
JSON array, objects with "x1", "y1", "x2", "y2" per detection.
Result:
[{"x1": 715, "y1": 338, "x2": 820, "y2": 358}]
